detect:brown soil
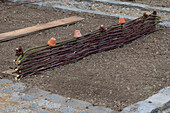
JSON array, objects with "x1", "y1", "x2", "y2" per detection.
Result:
[
  {"x1": 0, "y1": 2, "x2": 170, "y2": 112},
  {"x1": 120, "y1": 0, "x2": 170, "y2": 7}
]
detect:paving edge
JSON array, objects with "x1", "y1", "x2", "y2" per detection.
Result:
[
  {"x1": 0, "y1": 78, "x2": 170, "y2": 113},
  {"x1": 95, "y1": 0, "x2": 170, "y2": 13},
  {"x1": 24, "y1": 2, "x2": 170, "y2": 28}
]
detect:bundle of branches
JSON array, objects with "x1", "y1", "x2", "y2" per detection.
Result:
[{"x1": 13, "y1": 11, "x2": 161, "y2": 79}]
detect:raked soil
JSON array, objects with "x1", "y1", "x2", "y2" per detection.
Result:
[{"x1": 0, "y1": 2, "x2": 169, "y2": 111}]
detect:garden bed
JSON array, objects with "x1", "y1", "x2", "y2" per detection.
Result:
[{"x1": 0, "y1": 2, "x2": 169, "y2": 111}]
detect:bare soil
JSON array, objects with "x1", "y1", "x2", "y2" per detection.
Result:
[
  {"x1": 120, "y1": 0, "x2": 170, "y2": 7},
  {"x1": 0, "y1": 2, "x2": 170, "y2": 112}
]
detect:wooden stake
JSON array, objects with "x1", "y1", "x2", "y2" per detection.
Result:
[{"x1": 1, "y1": 69, "x2": 17, "y2": 78}]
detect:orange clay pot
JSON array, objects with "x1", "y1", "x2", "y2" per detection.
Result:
[
  {"x1": 119, "y1": 17, "x2": 126, "y2": 24},
  {"x1": 74, "y1": 30, "x2": 82, "y2": 38},
  {"x1": 48, "y1": 37, "x2": 56, "y2": 47}
]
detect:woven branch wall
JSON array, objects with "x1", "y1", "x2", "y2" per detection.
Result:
[{"x1": 13, "y1": 11, "x2": 161, "y2": 79}]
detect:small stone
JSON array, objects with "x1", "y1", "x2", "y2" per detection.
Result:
[
  {"x1": 41, "y1": 107, "x2": 46, "y2": 109},
  {"x1": 127, "y1": 87, "x2": 130, "y2": 90},
  {"x1": 94, "y1": 4, "x2": 99, "y2": 7},
  {"x1": 126, "y1": 8, "x2": 130, "y2": 10},
  {"x1": 67, "y1": 97, "x2": 71, "y2": 100}
]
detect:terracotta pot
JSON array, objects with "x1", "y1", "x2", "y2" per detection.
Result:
[
  {"x1": 74, "y1": 30, "x2": 82, "y2": 38},
  {"x1": 48, "y1": 37, "x2": 56, "y2": 47},
  {"x1": 119, "y1": 17, "x2": 126, "y2": 24}
]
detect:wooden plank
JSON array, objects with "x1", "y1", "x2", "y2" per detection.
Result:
[
  {"x1": 1, "y1": 69, "x2": 17, "y2": 78},
  {"x1": 0, "y1": 16, "x2": 84, "y2": 42}
]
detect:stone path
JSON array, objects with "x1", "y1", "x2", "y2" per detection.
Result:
[
  {"x1": 0, "y1": 79, "x2": 118, "y2": 113},
  {"x1": 0, "y1": 79, "x2": 170, "y2": 113}
]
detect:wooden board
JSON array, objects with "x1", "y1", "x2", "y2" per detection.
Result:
[
  {"x1": 1, "y1": 69, "x2": 17, "y2": 78},
  {"x1": 0, "y1": 16, "x2": 84, "y2": 42}
]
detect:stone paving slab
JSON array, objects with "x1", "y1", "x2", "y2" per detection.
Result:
[
  {"x1": 145, "y1": 93, "x2": 170, "y2": 108},
  {"x1": 24, "y1": 88, "x2": 51, "y2": 98},
  {"x1": 9, "y1": 82, "x2": 26, "y2": 92},
  {"x1": 85, "y1": 106, "x2": 115, "y2": 113},
  {"x1": 159, "y1": 86, "x2": 170, "y2": 95},
  {"x1": 0, "y1": 78, "x2": 169, "y2": 113},
  {"x1": 45, "y1": 94, "x2": 68, "y2": 104},
  {"x1": 64, "y1": 98, "x2": 92, "y2": 110},
  {"x1": 0, "y1": 79, "x2": 13, "y2": 85},
  {"x1": 122, "y1": 101, "x2": 159, "y2": 113},
  {"x1": 121, "y1": 87, "x2": 170, "y2": 113},
  {"x1": 0, "y1": 88, "x2": 14, "y2": 94},
  {"x1": 59, "y1": 106, "x2": 77, "y2": 113}
]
